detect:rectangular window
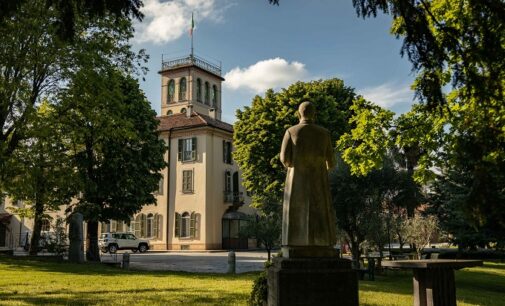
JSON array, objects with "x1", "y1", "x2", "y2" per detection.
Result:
[
  {"x1": 223, "y1": 140, "x2": 232, "y2": 164},
  {"x1": 182, "y1": 170, "x2": 194, "y2": 193},
  {"x1": 178, "y1": 137, "x2": 197, "y2": 162}
]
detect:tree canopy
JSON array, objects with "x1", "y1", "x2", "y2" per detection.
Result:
[{"x1": 233, "y1": 79, "x2": 356, "y2": 213}]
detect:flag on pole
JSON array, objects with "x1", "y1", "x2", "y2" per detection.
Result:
[{"x1": 189, "y1": 12, "x2": 195, "y2": 36}]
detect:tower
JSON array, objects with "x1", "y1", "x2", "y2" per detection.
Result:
[{"x1": 159, "y1": 54, "x2": 224, "y2": 120}]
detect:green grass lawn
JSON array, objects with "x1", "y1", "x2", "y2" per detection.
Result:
[{"x1": 0, "y1": 256, "x2": 504, "y2": 305}]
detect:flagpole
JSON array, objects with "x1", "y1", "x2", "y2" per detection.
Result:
[{"x1": 191, "y1": 12, "x2": 194, "y2": 58}]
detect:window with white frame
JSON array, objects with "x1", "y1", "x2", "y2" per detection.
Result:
[
  {"x1": 181, "y1": 212, "x2": 190, "y2": 238},
  {"x1": 41, "y1": 219, "x2": 51, "y2": 232},
  {"x1": 178, "y1": 137, "x2": 197, "y2": 162},
  {"x1": 146, "y1": 214, "x2": 154, "y2": 238}
]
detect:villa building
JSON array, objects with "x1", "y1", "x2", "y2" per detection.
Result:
[{"x1": 0, "y1": 54, "x2": 254, "y2": 252}]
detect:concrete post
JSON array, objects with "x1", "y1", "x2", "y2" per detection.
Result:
[
  {"x1": 122, "y1": 252, "x2": 130, "y2": 270},
  {"x1": 227, "y1": 250, "x2": 236, "y2": 274}
]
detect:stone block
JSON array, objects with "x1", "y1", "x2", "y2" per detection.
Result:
[{"x1": 268, "y1": 257, "x2": 358, "y2": 306}]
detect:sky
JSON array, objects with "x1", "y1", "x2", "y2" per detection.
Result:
[{"x1": 132, "y1": 0, "x2": 416, "y2": 123}]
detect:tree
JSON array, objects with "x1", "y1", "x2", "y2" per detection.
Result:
[
  {"x1": 0, "y1": 1, "x2": 67, "y2": 178},
  {"x1": 58, "y1": 70, "x2": 166, "y2": 261},
  {"x1": 330, "y1": 154, "x2": 406, "y2": 266},
  {"x1": 0, "y1": 0, "x2": 147, "y2": 185},
  {"x1": 405, "y1": 213, "x2": 439, "y2": 259},
  {"x1": 240, "y1": 213, "x2": 281, "y2": 261},
  {"x1": 0, "y1": 0, "x2": 143, "y2": 40},
  {"x1": 3, "y1": 103, "x2": 75, "y2": 255},
  {"x1": 233, "y1": 79, "x2": 357, "y2": 214}
]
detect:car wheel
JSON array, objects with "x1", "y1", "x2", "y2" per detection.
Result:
[
  {"x1": 132, "y1": 248, "x2": 138, "y2": 253},
  {"x1": 108, "y1": 244, "x2": 118, "y2": 254},
  {"x1": 138, "y1": 244, "x2": 148, "y2": 253}
]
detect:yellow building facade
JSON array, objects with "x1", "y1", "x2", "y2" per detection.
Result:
[{"x1": 0, "y1": 54, "x2": 254, "y2": 252}]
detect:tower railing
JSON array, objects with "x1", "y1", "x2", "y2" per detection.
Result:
[{"x1": 162, "y1": 54, "x2": 221, "y2": 76}]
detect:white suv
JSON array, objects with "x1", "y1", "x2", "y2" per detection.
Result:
[{"x1": 99, "y1": 232, "x2": 150, "y2": 254}]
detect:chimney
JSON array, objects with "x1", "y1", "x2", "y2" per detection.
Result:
[
  {"x1": 209, "y1": 108, "x2": 216, "y2": 119},
  {"x1": 187, "y1": 104, "x2": 193, "y2": 118}
]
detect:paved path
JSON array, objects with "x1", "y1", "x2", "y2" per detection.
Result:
[{"x1": 100, "y1": 250, "x2": 273, "y2": 273}]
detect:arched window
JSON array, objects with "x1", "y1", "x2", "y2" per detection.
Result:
[
  {"x1": 179, "y1": 77, "x2": 187, "y2": 100},
  {"x1": 204, "y1": 81, "x2": 210, "y2": 105},
  {"x1": 146, "y1": 213, "x2": 154, "y2": 238},
  {"x1": 167, "y1": 79, "x2": 175, "y2": 103},
  {"x1": 212, "y1": 85, "x2": 217, "y2": 107},
  {"x1": 181, "y1": 212, "x2": 190, "y2": 238},
  {"x1": 180, "y1": 108, "x2": 186, "y2": 114},
  {"x1": 196, "y1": 78, "x2": 202, "y2": 102},
  {"x1": 167, "y1": 110, "x2": 173, "y2": 116},
  {"x1": 41, "y1": 219, "x2": 51, "y2": 232}
]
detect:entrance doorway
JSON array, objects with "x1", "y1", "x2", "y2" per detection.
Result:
[{"x1": 222, "y1": 211, "x2": 248, "y2": 250}]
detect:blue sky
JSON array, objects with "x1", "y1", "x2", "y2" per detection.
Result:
[{"x1": 132, "y1": 0, "x2": 416, "y2": 123}]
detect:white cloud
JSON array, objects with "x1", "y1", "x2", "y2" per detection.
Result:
[
  {"x1": 359, "y1": 82, "x2": 414, "y2": 108},
  {"x1": 224, "y1": 58, "x2": 308, "y2": 93},
  {"x1": 134, "y1": 0, "x2": 222, "y2": 44}
]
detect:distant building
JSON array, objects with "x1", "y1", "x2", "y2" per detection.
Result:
[{"x1": 0, "y1": 54, "x2": 254, "y2": 252}]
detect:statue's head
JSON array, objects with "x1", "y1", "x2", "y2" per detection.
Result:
[{"x1": 298, "y1": 101, "x2": 315, "y2": 121}]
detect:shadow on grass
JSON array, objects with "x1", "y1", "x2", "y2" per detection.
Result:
[{"x1": 0, "y1": 287, "x2": 249, "y2": 305}]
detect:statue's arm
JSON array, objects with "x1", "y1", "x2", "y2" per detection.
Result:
[
  {"x1": 280, "y1": 130, "x2": 293, "y2": 168},
  {"x1": 326, "y1": 131, "x2": 336, "y2": 170}
]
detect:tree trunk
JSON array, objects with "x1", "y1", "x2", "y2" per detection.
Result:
[
  {"x1": 350, "y1": 241, "x2": 361, "y2": 269},
  {"x1": 267, "y1": 248, "x2": 271, "y2": 262},
  {"x1": 29, "y1": 199, "x2": 44, "y2": 256},
  {"x1": 86, "y1": 220, "x2": 100, "y2": 262}
]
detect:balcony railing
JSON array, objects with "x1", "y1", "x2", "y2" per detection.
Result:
[
  {"x1": 224, "y1": 191, "x2": 244, "y2": 205},
  {"x1": 162, "y1": 54, "x2": 221, "y2": 76}
]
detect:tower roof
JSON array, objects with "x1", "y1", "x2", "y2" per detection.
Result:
[{"x1": 157, "y1": 112, "x2": 233, "y2": 133}]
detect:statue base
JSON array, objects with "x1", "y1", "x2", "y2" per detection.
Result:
[
  {"x1": 281, "y1": 246, "x2": 338, "y2": 258},
  {"x1": 267, "y1": 257, "x2": 358, "y2": 306}
]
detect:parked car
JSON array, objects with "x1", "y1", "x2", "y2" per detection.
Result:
[{"x1": 99, "y1": 232, "x2": 149, "y2": 254}]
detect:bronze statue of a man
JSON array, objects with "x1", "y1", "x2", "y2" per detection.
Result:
[{"x1": 280, "y1": 101, "x2": 337, "y2": 258}]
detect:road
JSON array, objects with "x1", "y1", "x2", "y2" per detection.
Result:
[{"x1": 100, "y1": 250, "x2": 273, "y2": 273}]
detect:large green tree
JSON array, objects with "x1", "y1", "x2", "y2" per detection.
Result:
[
  {"x1": 58, "y1": 70, "x2": 166, "y2": 261},
  {"x1": 3, "y1": 103, "x2": 75, "y2": 255},
  {"x1": 233, "y1": 79, "x2": 357, "y2": 213}
]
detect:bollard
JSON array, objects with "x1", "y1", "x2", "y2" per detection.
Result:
[
  {"x1": 227, "y1": 250, "x2": 236, "y2": 274},
  {"x1": 122, "y1": 252, "x2": 130, "y2": 270}
]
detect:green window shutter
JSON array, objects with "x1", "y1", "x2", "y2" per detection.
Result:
[
  {"x1": 134, "y1": 217, "x2": 141, "y2": 237},
  {"x1": 140, "y1": 214, "x2": 146, "y2": 238},
  {"x1": 190, "y1": 212, "x2": 196, "y2": 238},
  {"x1": 153, "y1": 214, "x2": 159, "y2": 239},
  {"x1": 191, "y1": 137, "x2": 197, "y2": 160},
  {"x1": 175, "y1": 213, "x2": 181, "y2": 238},
  {"x1": 178, "y1": 139, "x2": 183, "y2": 161},
  {"x1": 223, "y1": 140, "x2": 226, "y2": 163},
  {"x1": 157, "y1": 215, "x2": 163, "y2": 240}
]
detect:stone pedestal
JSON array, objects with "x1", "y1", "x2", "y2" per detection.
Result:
[
  {"x1": 267, "y1": 257, "x2": 358, "y2": 306},
  {"x1": 68, "y1": 213, "x2": 84, "y2": 263}
]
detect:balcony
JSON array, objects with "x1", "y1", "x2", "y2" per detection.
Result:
[
  {"x1": 224, "y1": 191, "x2": 244, "y2": 205},
  {"x1": 162, "y1": 54, "x2": 222, "y2": 76}
]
